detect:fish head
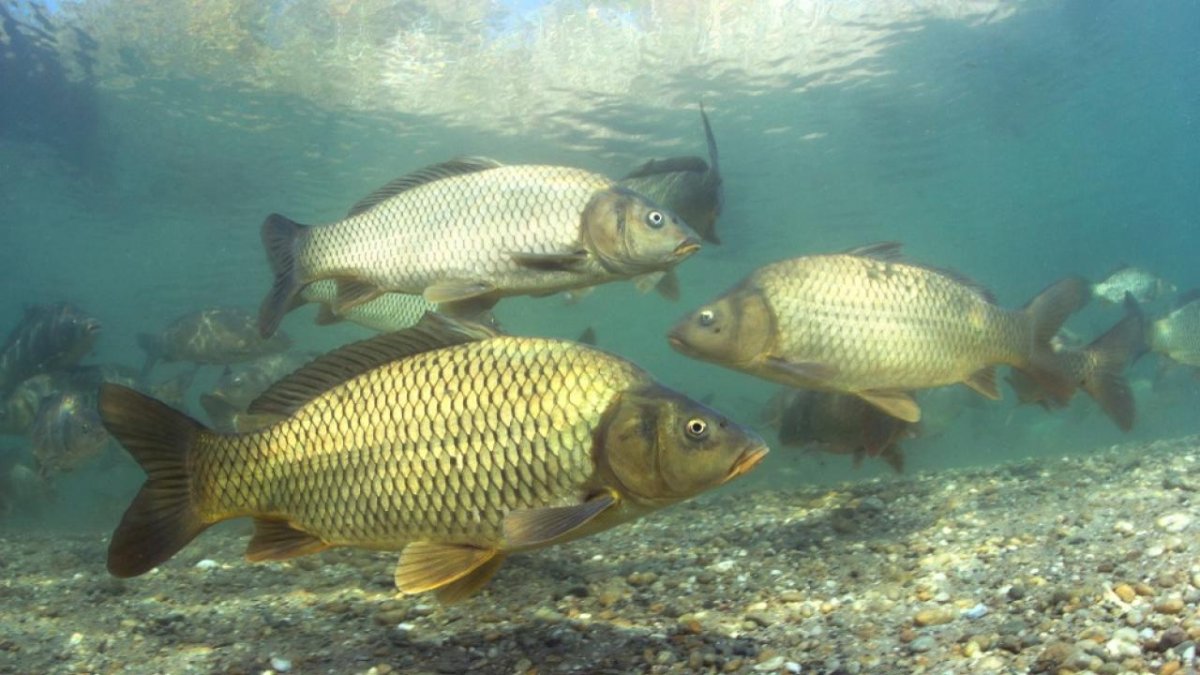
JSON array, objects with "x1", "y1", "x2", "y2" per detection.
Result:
[
  {"x1": 667, "y1": 284, "x2": 775, "y2": 368},
  {"x1": 580, "y1": 187, "x2": 700, "y2": 275},
  {"x1": 597, "y1": 386, "x2": 769, "y2": 504}
]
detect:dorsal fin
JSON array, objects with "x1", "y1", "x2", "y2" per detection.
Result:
[
  {"x1": 247, "y1": 313, "x2": 500, "y2": 417},
  {"x1": 925, "y1": 265, "x2": 996, "y2": 304},
  {"x1": 843, "y1": 241, "x2": 903, "y2": 261},
  {"x1": 622, "y1": 156, "x2": 709, "y2": 180},
  {"x1": 700, "y1": 102, "x2": 720, "y2": 170},
  {"x1": 347, "y1": 157, "x2": 504, "y2": 217}
]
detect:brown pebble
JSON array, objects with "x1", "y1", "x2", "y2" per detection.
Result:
[
  {"x1": 1134, "y1": 582, "x2": 1156, "y2": 597},
  {"x1": 1161, "y1": 660, "x2": 1181, "y2": 675},
  {"x1": 1154, "y1": 597, "x2": 1184, "y2": 615},
  {"x1": 913, "y1": 608, "x2": 954, "y2": 627},
  {"x1": 1114, "y1": 583, "x2": 1137, "y2": 603},
  {"x1": 899, "y1": 627, "x2": 917, "y2": 643},
  {"x1": 724, "y1": 657, "x2": 743, "y2": 672}
]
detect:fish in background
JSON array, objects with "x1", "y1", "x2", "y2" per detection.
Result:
[
  {"x1": 1006, "y1": 294, "x2": 1145, "y2": 431},
  {"x1": 0, "y1": 447, "x2": 47, "y2": 519},
  {"x1": 763, "y1": 388, "x2": 913, "y2": 473},
  {"x1": 0, "y1": 303, "x2": 101, "y2": 396},
  {"x1": 668, "y1": 243, "x2": 1089, "y2": 423},
  {"x1": 100, "y1": 314, "x2": 767, "y2": 601},
  {"x1": 257, "y1": 158, "x2": 701, "y2": 337},
  {"x1": 199, "y1": 352, "x2": 311, "y2": 432},
  {"x1": 1092, "y1": 266, "x2": 1175, "y2": 305},
  {"x1": 31, "y1": 391, "x2": 111, "y2": 479},
  {"x1": 138, "y1": 308, "x2": 291, "y2": 375},
  {"x1": 618, "y1": 105, "x2": 724, "y2": 245},
  {"x1": 1147, "y1": 290, "x2": 1200, "y2": 368}
]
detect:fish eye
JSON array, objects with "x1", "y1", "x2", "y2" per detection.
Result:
[
  {"x1": 698, "y1": 309, "x2": 715, "y2": 327},
  {"x1": 646, "y1": 211, "x2": 665, "y2": 229},
  {"x1": 685, "y1": 418, "x2": 708, "y2": 439}
]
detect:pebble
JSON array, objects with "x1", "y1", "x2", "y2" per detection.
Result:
[
  {"x1": 1114, "y1": 583, "x2": 1137, "y2": 603},
  {"x1": 754, "y1": 656, "x2": 785, "y2": 671},
  {"x1": 194, "y1": 559, "x2": 219, "y2": 570},
  {"x1": 627, "y1": 571, "x2": 657, "y2": 587},
  {"x1": 270, "y1": 657, "x2": 292, "y2": 672},
  {"x1": 961, "y1": 603, "x2": 988, "y2": 620},
  {"x1": 913, "y1": 607, "x2": 954, "y2": 627},
  {"x1": 908, "y1": 636, "x2": 936, "y2": 653},
  {"x1": 1156, "y1": 513, "x2": 1192, "y2": 533},
  {"x1": 1154, "y1": 597, "x2": 1184, "y2": 615}
]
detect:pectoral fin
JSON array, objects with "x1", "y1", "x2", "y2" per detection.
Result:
[
  {"x1": 394, "y1": 542, "x2": 499, "y2": 596},
  {"x1": 314, "y1": 304, "x2": 346, "y2": 326},
  {"x1": 962, "y1": 366, "x2": 1001, "y2": 399},
  {"x1": 245, "y1": 519, "x2": 330, "y2": 562},
  {"x1": 763, "y1": 357, "x2": 840, "y2": 386},
  {"x1": 334, "y1": 278, "x2": 383, "y2": 314},
  {"x1": 424, "y1": 280, "x2": 495, "y2": 304},
  {"x1": 503, "y1": 493, "x2": 616, "y2": 549},
  {"x1": 511, "y1": 250, "x2": 589, "y2": 271},
  {"x1": 654, "y1": 270, "x2": 681, "y2": 301},
  {"x1": 633, "y1": 272, "x2": 665, "y2": 294},
  {"x1": 857, "y1": 390, "x2": 921, "y2": 423}
]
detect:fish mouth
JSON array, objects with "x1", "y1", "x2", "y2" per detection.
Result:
[
  {"x1": 666, "y1": 332, "x2": 692, "y2": 356},
  {"x1": 724, "y1": 444, "x2": 769, "y2": 483},
  {"x1": 673, "y1": 238, "x2": 701, "y2": 258}
]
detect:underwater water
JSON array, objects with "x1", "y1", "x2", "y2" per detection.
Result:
[{"x1": 1, "y1": 1, "x2": 1199, "y2": 672}]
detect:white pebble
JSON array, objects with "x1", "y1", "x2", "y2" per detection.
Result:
[
  {"x1": 270, "y1": 657, "x2": 292, "y2": 672},
  {"x1": 713, "y1": 559, "x2": 736, "y2": 572},
  {"x1": 786, "y1": 662, "x2": 802, "y2": 674},
  {"x1": 1156, "y1": 513, "x2": 1192, "y2": 533},
  {"x1": 754, "y1": 656, "x2": 786, "y2": 671},
  {"x1": 1105, "y1": 638, "x2": 1140, "y2": 659},
  {"x1": 194, "y1": 559, "x2": 219, "y2": 570},
  {"x1": 1113, "y1": 521, "x2": 1135, "y2": 535},
  {"x1": 68, "y1": 632, "x2": 83, "y2": 646},
  {"x1": 962, "y1": 603, "x2": 989, "y2": 620}
]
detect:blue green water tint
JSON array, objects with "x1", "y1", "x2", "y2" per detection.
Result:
[{"x1": 1, "y1": 0, "x2": 1197, "y2": 530}]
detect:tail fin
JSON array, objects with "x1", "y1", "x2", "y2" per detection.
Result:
[
  {"x1": 99, "y1": 384, "x2": 210, "y2": 577},
  {"x1": 136, "y1": 333, "x2": 163, "y2": 377},
  {"x1": 258, "y1": 213, "x2": 308, "y2": 339},
  {"x1": 1019, "y1": 276, "x2": 1090, "y2": 404},
  {"x1": 1078, "y1": 297, "x2": 1144, "y2": 432}
]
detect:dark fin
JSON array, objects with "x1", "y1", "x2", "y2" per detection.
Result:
[
  {"x1": 199, "y1": 393, "x2": 242, "y2": 431},
  {"x1": 248, "y1": 313, "x2": 498, "y2": 417},
  {"x1": 347, "y1": 157, "x2": 504, "y2": 217},
  {"x1": 503, "y1": 493, "x2": 617, "y2": 549},
  {"x1": 843, "y1": 241, "x2": 903, "y2": 261},
  {"x1": 633, "y1": 272, "x2": 666, "y2": 294},
  {"x1": 861, "y1": 406, "x2": 904, "y2": 457},
  {"x1": 857, "y1": 389, "x2": 921, "y2": 423},
  {"x1": 438, "y1": 296, "x2": 501, "y2": 320},
  {"x1": 962, "y1": 366, "x2": 1001, "y2": 399},
  {"x1": 510, "y1": 250, "x2": 589, "y2": 271},
  {"x1": 434, "y1": 554, "x2": 506, "y2": 604},
  {"x1": 1020, "y1": 276, "x2": 1091, "y2": 405},
  {"x1": 697, "y1": 102, "x2": 723, "y2": 245},
  {"x1": 333, "y1": 278, "x2": 383, "y2": 315},
  {"x1": 655, "y1": 270, "x2": 681, "y2": 301},
  {"x1": 1006, "y1": 369, "x2": 1054, "y2": 407},
  {"x1": 231, "y1": 412, "x2": 286, "y2": 433},
  {"x1": 394, "y1": 542, "x2": 499, "y2": 595},
  {"x1": 314, "y1": 304, "x2": 346, "y2": 326},
  {"x1": 764, "y1": 357, "x2": 840, "y2": 385},
  {"x1": 700, "y1": 102, "x2": 720, "y2": 175},
  {"x1": 1122, "y1": 293, "x2": 1151, "y2": 363},
  {"x1": 136, "y1": 333, "x2": 163, "y2": 377},
  {"x1": 622, "y1": 156, "x2": 710, "y2": 180},
  {"x1": 880, "y1": 446, "x2": 905, "y2": 473},
  {"x1": 577, "y1": 327, "x2": 597, "y2": 346},
  {"x1": 424, "y1": 280, "x2": 495, "y2": 304},
  {"x1": 98, "y1": 384, "x2": 210, "y2": 578},
  {"x1": 1078, "y1": 302, "x2": 1144, "y2": 432},
  {"x1": 258, "y1": 213, "x2": 308, "y2": 339},
  {"x1": 245, "y1": 518, "x2": 329, "y2": 561}
]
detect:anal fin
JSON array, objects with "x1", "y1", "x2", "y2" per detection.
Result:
[
  {"x1": 856, "y1": 389, "x2": 921, "y2": 423},
  {"x1": 246, "y1": 518, "x2": 329, "y2": 562},
  {"x1": 434, "y1": 554, "x2": 506, "y2": 604},
  {"x1": 394, "y1": 542, "x2": 498, "y2": 596},
  {"x1": 333, "y1": 278, "x2": 383, "y2": 314},
  {"x1": 962, "y1": 366, "x2": 1001, "y2": 399},
  {"x1": 503, "y1": 493, "x2": 616, "y2": 549},
  {"x1": 424, "y1": 280, "x2": 495, "y2": 304}
]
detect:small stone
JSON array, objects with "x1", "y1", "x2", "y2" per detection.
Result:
[
  {"x1": 270, "y1": 657, "x2": 292, "y2": 672},
  {"x1": 1114, "y1": 583, "x2": 1137, "y2": 603},
  {"x1": 908, "y1": 636, "x2": 935, "y2": 653},
  {"x1": 1158, "y1": 626, "x2": 1187, "y2": 651},
  {"x1": 785, "y1": 662, "x2": 801, "y2": 674},
  {"x1": 1125, "y1": 610, "x2": 1144, "y2": 627},
  {"x1": 1113, "y1": 521, "x2": 1135, "y2": 535},
  {"x1": 745, "y1": 612, "x2": 774, "y2": 628},
  {"x1": 1135, "y1": 582, "x2": 1156, "y2": 597},
  {"x1": 778, "y1": 590, "x2": 804, "y2": 603},
  {"x1": 194, "y1": 559, "x2": 219, "y2": 570},
  {"x1": 997, "y1": 635, "x2": 1023, "y2": 654},
  {"x1": 913, "y1": 608, "x2": 954, "y2": 627},
  {"x1": 1162, "y1": 473, "x2": 1195, "y2": 491},
  {"x1": 1156, "y1": 513, "x2": 1192, "y2": 533},
  {"x1": 961, "y1": 603, "x2": 988, "y2": 620},
  {"x1": 627, "y1": 571, "x2": 658, "y2": 587},
  {"x1": 1156, "y1": 572, "x2": 1179, "y2": 588},
  {"x1": 963, "y1": 640, "x2": 980, "y2": 658},
  {"x1": 1161, "y1": 660, "x2": 1182, "y2": 675},
  {"x1": 1006, "y1": 584, "x2": 1027, "y2": 601},
  {"x1": 1154, "y1": 597, "x2": 1184, "y2": 615},
  {"x1": 754, "y1": 656, "x2": 785, "y2": 671}
]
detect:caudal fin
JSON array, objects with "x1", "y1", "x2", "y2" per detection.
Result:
[
  {"x1": 99, "y1": 384, "x2": 210, "y2": 578},
  {"x1": 136, "y1": 333, "x2": 163, "y2": 378},
  {"x1": 1019, "y1": 276, "x2": 1090, "y2": 405},
  {"x1": 1078, "y1": 296, "x2": 1145, "y2": 431},
  {"x1": 258, "y1": 213, "x2": 308, "y2": 339}
]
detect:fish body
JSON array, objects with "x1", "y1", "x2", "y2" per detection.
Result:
[
  {"x1": 200, "y1": 353, "x2": 310, "y2": 432},
  {"x1": 258, "y1": 159, "x2": 700, "y2": 337},
  {"x1": 32, "y1": 391, "x2": 110, "y2": 478},
  {"x1": 1007, "y1": 297, "x2": 1144, "y2": 431},
  {"x1": 0, "y1": 365, "x2": 141, "y2": 435},
  {"x1": 1150, "y1": 298, "x2": 1200, "y2": 367},
  {"x1": 101, "y1": 315, "x2": 766, "y2": 601},
  {"x1": 0, "y1": 303, "x2": 101, "y2": 396},
  {"x1": 139, "y1": 308, "x2": 291, "y2": 375},
  {"x1": 299, "y1": 280, "x2": 437, "y2": 332},
  {"x1": 668, "y1": 243, "x2": 1088, "y2": 422},
  {"x1": 619, "y1": 106, "x2": 723, "y2": 244},
  {"x1": 764, "y1": 388, "x2": 910, "y2": 472},
  {"x1": 1092, "y1": 266, "x2": 1174, "y2": 304}
]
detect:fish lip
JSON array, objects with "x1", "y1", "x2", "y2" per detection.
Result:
[
  {"x1": 673, "y1": 238, "x2": 701, "y2": 258},
  {"x1": 666, "y1": 332, "x2": 692, "y2": 355},
  {"x1": 724, "y1": 444, "x2": 769, "y2": 483}
]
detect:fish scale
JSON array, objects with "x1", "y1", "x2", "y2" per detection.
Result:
[{"x1": 193, "y1": 338, "x2": 637, "y2": 547}]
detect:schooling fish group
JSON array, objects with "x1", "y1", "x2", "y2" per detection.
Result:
[{"x1": 73, "y1": 107, "x2": 1192, "y2": 604}]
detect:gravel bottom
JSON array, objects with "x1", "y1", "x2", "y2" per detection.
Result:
[{"x1": 2, "y1": 436, "x2": 1199, "y2": 675}]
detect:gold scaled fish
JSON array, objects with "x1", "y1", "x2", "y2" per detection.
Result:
[
  {"x1": 101, "y1": 315, "x2": 767, "y2": 601},
  {"x1": 668, "y1": 243, "x2": 1088, "y2": 423},
  {"x1": 1007, "y1": 295, "x2": 1145, "y2": 431},
  {"x1": 259, "y1": 158, "x2": 701, "y2": 337},
  {"x1": 1149, "y1": 292, "x2": 1200, "y2": 367},
  {"x1": 618, "y1": 105, "x2": 723, "y2": 244}
]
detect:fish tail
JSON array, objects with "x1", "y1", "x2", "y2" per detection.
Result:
[
  {"x1": 135, "y1": 333, "x2": 163, "y2": 377},
  {"x1": 258, "y1": 213, "x2": 308, "y2": 339},
  {"x1": 1079, "y1": 296, "x2": 1145, "y2": 431},
  {"x1": 99, "y1": 383, "x2": 211, "y2": 578},
  {"x1": 1019, "y1": 276, "x2": 1090, "y2": 404}
]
